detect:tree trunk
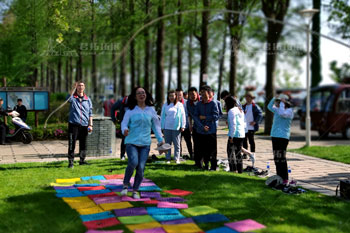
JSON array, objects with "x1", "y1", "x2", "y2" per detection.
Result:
[
  {"x1": 217, "y1": 27, "x2": 227, "y2": 100},
  {"x1": 129, "y1": 0, "x2": 136, "y2": 90},
  {"x1": 311, "y1": 0, "x2": 322, "y2": 87},
  {"x1": 50, "y1": 66, "x2": 55, "y2": 93},
  {"x1": 65, "y1": 58, "x2": 69, "y2": 92},
  {"x1": 199, "y1": 0, "x2": 210, "y2": 87},
  {"x1": 144, "y1": 0, "x2": 151, "y2": 91},
  {"x1": 46, "y1": 63, "x2": 49, "y2": 87},
  {"x1": 91, "y1": 0, "x2": 97, "y2": 99},
  {"x1": 120, "y1": 51, "x2": 127, "y2": 97},
  {"x1": 168, "y1": 44, "x2": 174, "y2": 92},
  {"x1": 137, "y1": 48, "x2": 141, "y2": 87},
  {"x1": 112, "y1": 52, "x2": 118, "y2": 96},
  {"x1": 57, "y1": 57, "x2": 62, "y2": 92},
  {"x1": 187, "y1": 34, "x2": 193, "y2": 90},
  {"x1": 40, "y1": 62, "x2": 44, "y2": 86},
  {"x1": 177, "y1": 0, "x2": 183, "y2": 90},
  {"x1": 229, "y1": 34, "x2": 239, "y2": 95},
  {"x1": 69, "y1": 57, "x2": 73, "y2": 89},
  {"x1": 155, "y1": 0, "x2": 165, "y2": 111},
  {"x1": 76, "y1": 51, "x2": 83, "y2": 82}
]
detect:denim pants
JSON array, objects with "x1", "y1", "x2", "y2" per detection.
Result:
[
  {"x1": 163, "y1": 129, "x2": 181, "y2": 161},
  {"x1": 123, "y1": 144, "x2": 150, "y2": 191}
]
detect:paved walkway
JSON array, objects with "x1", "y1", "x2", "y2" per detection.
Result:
[{"x1": 1, "y1": 121, "x2": 350, "y2": 196}]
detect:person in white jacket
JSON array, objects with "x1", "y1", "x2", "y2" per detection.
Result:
[
  {"x1": 226, "y1": 97, "x2": 246, "y2": 173},
  {"x1": 161, "y1": 90, "x2": 186, "y2": 164}
]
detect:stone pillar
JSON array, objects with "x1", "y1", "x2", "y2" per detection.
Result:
[{"x1": 86, "y1": 116, "x2": 115, "y2": 157}]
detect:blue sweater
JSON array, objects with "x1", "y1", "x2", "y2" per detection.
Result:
[
  {"x1": 121, "y1": 106, "x2": 163, "y2": 146},
  {"x1": 68, "y1": 93, "x2": 93, "y2": 126},
  {"x1": 193, "y1": 100, "x2": 219, "y2": 134},
  {"x1": 267, "y1": 98, "x2": 294, "y2": 139}
]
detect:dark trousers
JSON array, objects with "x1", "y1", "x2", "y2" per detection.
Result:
[
  {"x1": 243, "y1": 130, "x2": 255, "y2": 152},
  {"x1": 192, "y1": 128, "x2": 201, "y2": 167},
  {"x1": 198, "y1": 133, "x2": 217, "y2": 170},
  {"x1": 0, "y1": 123, "x2": 6, "y2": 144},
  {"x1": 120, "y1": 134, "x2": 126, "y2": 159},
  {"x1": 68, "y1": 123, "x2": 88, "y2": 163},
  {"x1": 181, "y1": 128, "x2": 193, "y2": 158},
  {"x1": 272, "y1": 137, "x2": 289, "y2": 181},
  {"x1": 227, "y1": 138, "x2": 244, "y2": 173}
]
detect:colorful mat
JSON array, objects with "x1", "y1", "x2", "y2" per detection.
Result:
[
  {"x1": 160, "y1": 217, "x2": 194, "y2": 225},
  {"x1": 157, "y1": 202, "x2": 188, "y2": 209},
  {"x1": 156, "y1": 197, "x2": 187, "y2": 203},
  {"x1": 114, "y1": 207, "x2": 148, "y2": 217},
  {"x1": 83, "y1": 217, "x2": 120, "y2": 229},
  {"x1": 192, "y1": 213, "x2": 229, "y2": 223},
  {"x1": 118, "y1": 215, "x2": 155, "y2": 225},
  {"x1": 80, "y1": 211, "x2": 115, "y2": 222},
  {"x1": 183, "y1": 206, "x2": 218, "y2": 216},
  {"x1": 224, "y1": 219, "x2": 266, "y2": 232},
  {"x1": 162, "y1": 223, "x2": 202, "y2": 233},
  {"x1": 134, "y1": 227, "x2": 166, "y2": 233},
  {"x1": 151, "y1": 213, "x2": 185, "y2": 222},
  {"x1": 99, "y1": 202, "x2": 133, "y2": 211},
  {"x1": 126, "y1": 221, "x2": 162, "y2": 231},
  {"x1": 206, "y1": 226, "x2": 239, "y2": 233},
  {"x1": 163, "y1": 189, "x2": 193, "y2": 196}
]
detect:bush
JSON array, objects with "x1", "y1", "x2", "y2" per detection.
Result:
[{"x1": 31, "y1": 123, "x2": 68, "y2": 140}]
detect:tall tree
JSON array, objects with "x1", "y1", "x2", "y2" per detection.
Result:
[
  {"x1": 187, "y1": 33, "x2": 193, "y2": 90},
  {"x1": 217, "y1": 27, "x2": 227, "y2": 100},
  {"x1": 144, "y1": 0, "x2": 151, "y2": 91},
  {"x1": 261, "y1": 0, "x2": 290, "y2": 134},
  {"x1": 167, "y1": 44, "x2": 174, "y2": 92},
  {"x1": 129, "y1": 0, "x2": 136, "y2": 90},
  {"x1": 155, "y1": 0, "x2": 165, "y2": 110},
  {"x1": 57, "y1": 57, "x2": 62, "y2": 92},
  {"x1": 311, "y1": 0, "x2": 322, "y2": 87},
  {"x1": 90, "y1": 0, "x2": 97, "y2": 98},
  {"x1": 176, "y1": 0, "x2": 183, "y2": 90}
]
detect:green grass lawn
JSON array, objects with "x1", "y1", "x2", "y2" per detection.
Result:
[
  {"x1": 1, "y1": 159, "x2": 350, "y2": 233},
  {"x1": 290, "y1": 145, "x2": 350, "y2": 164}
]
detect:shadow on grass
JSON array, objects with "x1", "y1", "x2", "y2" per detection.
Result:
[{"x1": 0, "y1": 161, "x2": 65, "y2": 171}]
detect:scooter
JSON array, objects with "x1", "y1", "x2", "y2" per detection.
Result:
[{"x1": 6, "y1": 111, "x2": 33, "y2": 144}]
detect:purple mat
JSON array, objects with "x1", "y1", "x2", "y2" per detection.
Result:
[
  {"x1": 156, "y1": 197, "x2": 187, "y2": 202},
  {"x1": 93, "y1": 196, "x2": 122, "y2": 204},
  {"x1": 100, "y1": 179, "x2": 124, "y2": 185},
  {"x1": 140, "y1": 182, "x2": 157, "y2": 187},
  {"x1": 53, "y1": 186, "x2": 75, "y2": 190},
  {"x1": 160, "y1": 217, "x2": 194, "y2": 225},
  {"x1": 114, "y1": 207, "x2": 148, "y2": 217},
  {"x1": 134, "y1": 227, "x2": 166, "y2": 233},
  {"x1": 121, "y1": 196, "x2": 151, "y2": 202},
  {"x1": 111, "y1": 188, "x2": 133, "y2": 193},
  {"x1": 86, "y1": 230, "x2": 123, "y2": 233},
  {"x1": 140, "y1": 192, "x2": 161, "y2": 198}
]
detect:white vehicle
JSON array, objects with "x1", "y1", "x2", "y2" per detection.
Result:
[{"x1": 6, "y1": 110, "x2": 33, "y2": 144}]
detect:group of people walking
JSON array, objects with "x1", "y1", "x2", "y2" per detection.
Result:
[{"x1": 67, "y1": 81, "x2": 294, "y2": 199}]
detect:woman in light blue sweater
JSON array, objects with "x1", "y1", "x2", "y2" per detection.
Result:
[
  {"x1": 267, "y1": 94, "x2": 294, "y2": 183},
  {"x1": 121, "y1": 87, "x2": 165, "y2": 199},
  {"x1": 160, "y1": 90, "x2": 186, "y2": 164}
]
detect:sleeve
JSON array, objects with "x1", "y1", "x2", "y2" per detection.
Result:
[
  {"x1": 205, "y1": 102, "x2": 219, "y2": 122},
  {"x1": 180, "y1": 104, "x2": 186, "y2": 128},
  {"x1": 228, "y1": 110, "x2": 235, "y2": 138},
  {"x1": 23, "y1": 106, "x2": 27, "y2": 118},
  {"x1": 267, "y1": 97, "x2": 277, "y2": 113},
  {"x1": 276, "y1": 102, "x2": 294, "y2": 119},
  {"x1": 89, "y1": 99, "x2": 93, "y2": 117},
  {"x1": 121, "y1": 109, "x2": 130, "y2": 134},
  {"x1": 160, "y1": 103, "x2": 166, "y2": 129},
  {"x1": 193, "y1": 103, "x2": 204, "y2": 129},
  {"x1": 151, "y1": 108, "x2": 163, "y2": 143},
  {"x1": 255, "y1": 104, "x2": 263, "y2": 123},
  {"x1": 67, "y1": 95, "x2": 74, "y2": 103}
]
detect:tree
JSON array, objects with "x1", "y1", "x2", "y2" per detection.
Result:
[
  {"x1": 261, "y1": 0, "x2": 290, "y2": 134},
  {"x1": 311, "y1": 0, "x2": 322, "y2": 87},
  {"x1": 155, "y1": 0, "x2": 165, "y2": 111},
  {"x1": 328, "y1": 0, "x2": 350, "y2": 40},
  {"x1": 176, "y1": 0, "x2": 183, "y2": 90},
  {"x1": 329, "y1": 61, "x2": 350, "y2": 83}
]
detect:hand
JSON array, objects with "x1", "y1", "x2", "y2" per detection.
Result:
[
  {"x1": 229, "y1": 138, "x2": 233, "y2": 143},
  {"x1": 180, "y1": 128, "x2": 185, "y2": 132},
  {"x1": 88, "y1": 126, "x2": 93, "y2": 132},
  {"x1": 157, "y1": 140, "x2": 165, "y2": 147},
  {"x1": 199, "y1": 115, "x2": 206, "y2": 120},
  {"x1": 204, "y1": 126, "x2": 209, "y2": 132},
  {"x1": 124, "y1": 129, "x2": 129, "y2": 136},
  {"x1": 249, "y1": 122, "x2": 256, "y2": 126}
]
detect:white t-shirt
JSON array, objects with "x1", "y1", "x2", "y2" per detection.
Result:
[{"x1": 245, "y1": 104, "x2": 254, "y2": 130}]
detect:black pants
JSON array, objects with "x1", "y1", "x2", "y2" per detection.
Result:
[
  {"x1": 227, "y1": 138, "x2": 244, "y2": 173},
  {"x1": 0, "y1": 123, "x2": 6, "y2": 144},
  {"x1": 192, "y1": 128, "x2": 201, "y2": 167},
  {"x1": 272, "y1": 137, "x2": 289, "y2": 181},
  {"x1": 198, "y1": 133, "x2": 217, "y2": 170},
  {"x1": 68, "y1": 123, "x2": 88, "y2": 163},
  {"x1": 243, "y1": 130, "x2": 255, "y2": 152},
  {"x1": 120, "y1": 134, "x2": 126, "y2": 159},
  {"x1": 181, "y1": 128, "x2": 193, "y2": 158}
]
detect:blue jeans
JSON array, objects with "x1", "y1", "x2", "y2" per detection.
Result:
[
  {"x1": 163, "y1": 129, "x2": 181, "y2": 161},
  {"x1": 123, "y1": 144, "x2": 150, "y2": 191}
]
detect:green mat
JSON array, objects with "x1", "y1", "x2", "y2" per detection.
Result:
[
  {"x1": 183, "y1": 206, "x2": 218, "y2": 216},
  {"x1": 118, "y1": 215, "x2": 155, "y2": 225},
  {"x1": 75, "y1": 180, "x2": 101, "y2": 184}
]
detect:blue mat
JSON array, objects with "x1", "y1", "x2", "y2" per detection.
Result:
[
  {"x1": 146, "y1": 207, "x2": 180, "y2": 215},
  {"x1": 56, "y1": 193, "x2": 85, "y2": 198},
  {"x1": 80, "y1": 211, "x2": 115, "y2": 222},
  {"x1": 55, "y1": 189, "x2": 81, "y2": 194},
  {"x1": 193, "y1": 213, "x2": 229, "y2": 223},
  {"x1": 151, "y1": 213, "x2": 185, "y2": 222},
  {"x1": 139, "y1": 186, "x2": 162, "y2": 191},
  {"x1": 105, "y1": 185, "x2": 124, "y2": 190},
  {"x1": 74, "y1": 184, "x2": 100, "y2": 187},
  {"x1": 83, "y1": 189, "x2": 111, "y2": 195},
  {"x1": 206, "y1": 226, "x2": 239, "y2": 233},
  {"x1": 81, "y1": 175, "x2": 106, "y2": 181}
]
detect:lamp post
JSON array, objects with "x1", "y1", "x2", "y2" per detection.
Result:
[{"x1": 299, "y1": 8, "x2": 319, "y2": 147}]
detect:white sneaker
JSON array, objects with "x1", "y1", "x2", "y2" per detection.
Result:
[
  {"x1": 176, "y1": 160, "x2": 180, "y2": 164},
  {"x1": 132, "y1": 192, "x2": 140, "y2": 199},
  {"x1": 166, "y1": 160, "x2": 171, "y2": 164},
  {"x1": 121, "y1": 157, "x2": 126, "y2": 161},
  {"x1": 121, "y1": 188, "x2": 128, "y2": 196}
]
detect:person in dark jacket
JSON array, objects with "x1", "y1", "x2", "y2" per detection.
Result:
[
  {"x1": 0, "y1": 98, "x2": 13, "y2": 145},
  {"x1": 111, "y1": 96, "x2": 128, "y2": 160},
  {"x1": 242, "y1": 92, "x2": 263, "y2": 160},
  {"x1": 187, "y1": 87, "x2": 201, "y2": 167},
  {"x1": 13, "y1": 99, "x2": 27, "y2": 122},
  {"x1": 193, "y1": 85, "x2": 219, "y2": 170},
  {"x1": 67, "y1": 81, "x2": 93, "y2": 168}
]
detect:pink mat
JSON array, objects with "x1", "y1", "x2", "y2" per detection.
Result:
[
  {"x1": 225, "y1": 219, "x2": 266, "y2": 232},
  {"x1": 93, "y1": 196, "x2": 122, "y2": 204},
  {"x1": 163, "y1": 189, "x2": 193, "y2": 196},
  {"x1": 144, "y1": 200, "x2": 160, "y2": 205},
  {"x1": 121, "y1": 196, "x2": 151, "y2": 202},
  {"x1": 87, "y1": 192, "x2": 118, "y2": 200},
  {"x1": 157, "y1": 202, "x2": 188, "y2": 209},
  {"x1": 83, "y1": 218, "x2": 120, "y2": 229}
]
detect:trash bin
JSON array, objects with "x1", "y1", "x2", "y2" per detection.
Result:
[{"x1": 86, "y1": 116, "x2": 115, "y2": 157}]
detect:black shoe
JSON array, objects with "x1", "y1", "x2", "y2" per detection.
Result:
[
  {"x1": 151, "y1": 154, "x2": 159, "y2": 160},
  {"x1": 79, "y1": 161, "x2": 90, "y2": 165},
  {"x1": 68, "y1": 163, "x2": 74, "y2": 168}
]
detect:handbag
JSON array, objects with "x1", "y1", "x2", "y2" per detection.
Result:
[{"x1": 336, "y1": 180, "x2": 350, "y2": 199}]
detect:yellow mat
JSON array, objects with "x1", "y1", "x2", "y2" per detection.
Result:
[
  {"x1": 126, "y1": 221, "x2": 161, "y2": 231},
  {"x1": 50, "y1": 182, "x2": 75, "y2": 187},
  {"x1": 62, "y1": 196, "x2": 91, "y2": 203},
  {"x1": 67, "y1": 201, "x2": 97, "y2": 209},
  {"x1": 99, "y1": 202, "x2": 133, "y2": 211},
  {"x1": 76, "y1": 206, "x2": 105, "y2": 215},
  {"x1": 56, "y1": 178, "x2": 81, "y2": 183},
  {"x1": 162, "y1": 223, "x2": 202, "y2": 233}
]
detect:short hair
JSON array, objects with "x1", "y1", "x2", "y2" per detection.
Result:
[
  {"x1": 175, "y1": 88, "x2": 183, "y2": 92},
  {"x1": 200, "y1": 85, "x2": 211, "y2": 93},
  {"x1": 167, "y1": 90, "x2": 178, "y2": 105},
  {"x1": 188, "y1": 87, "x2": 198, "y2": 93},
  {"x1": 220, "y1": 90, "x2": 230, "y2": 99},
  {"x1": 0, "y1": 98, "x2": 3, "y2": 101},
  {"x1": 17, "y1": 99, "x2": 22, "y2": 102}
]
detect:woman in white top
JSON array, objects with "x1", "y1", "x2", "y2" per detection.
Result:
[
  {"x1": 226, "y1": 97, "x2": 246, "y2": 173},
  {"x1": 160, "y1": 90, "x2": 186, "y2": 164}
]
